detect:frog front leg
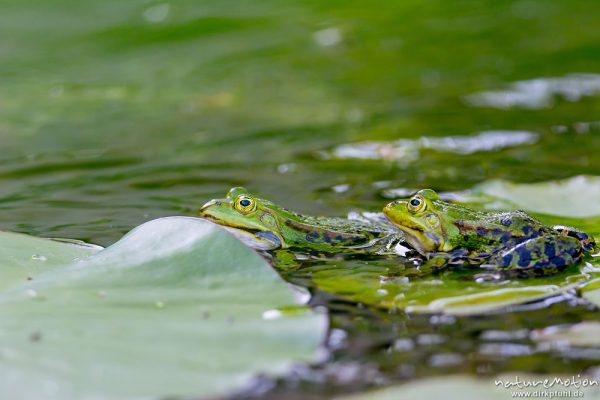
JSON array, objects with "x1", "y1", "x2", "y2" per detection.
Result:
[
  {"x1": 268, "y1": 249, "x2": 303, "y2": 271},
  {"x1": 490, "y1": 236, "x2": 583, "y2": 276},
  {"x1": 420, "y1": 248, "x2": 476, "y2": 272}
]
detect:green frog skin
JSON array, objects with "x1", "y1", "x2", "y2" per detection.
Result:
[
  {"x1": 383, "y1": 189, "x2": 596, "y2": 276},
  {"x1": 199, "y1": 187, "x2": 403, "y2": 252}
]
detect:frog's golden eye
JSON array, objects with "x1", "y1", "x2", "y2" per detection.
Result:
[
  {"x1": 408, "y1": 196, "x2": 426, "y2": 213},
  {"x1": 235, "y1": 195, "x2": 256, "y2": 214}
]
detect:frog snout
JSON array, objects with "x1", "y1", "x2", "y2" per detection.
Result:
[
  {"x1": 199, "y1": 200, "x2": 221, "y2": 214},
  {"x1": 383, "y1": 200, "x2": 406, "y2": 214}
]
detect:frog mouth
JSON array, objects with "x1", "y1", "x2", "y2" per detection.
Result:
[
  {"x1": 218, "y1": 225, "x2": 282, "y2": 250},
  {"x1": 198, "y1": 212, "x2": 283, "y2": 250}
]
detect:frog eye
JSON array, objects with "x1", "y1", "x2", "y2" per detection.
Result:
[
  {"x1": 234, "y1": 195, "x2": 256, "y2": 214},
  {"x1": 408, "y1": 196, "x2": 426, "y2": 213}
]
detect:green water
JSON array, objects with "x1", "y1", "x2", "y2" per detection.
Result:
[
  {"x1": 2, "y1": 0, "x2": 600, "y2": 398},
  {"x1": 2, "y1": 0, "x2": 599, "y2": 245}
]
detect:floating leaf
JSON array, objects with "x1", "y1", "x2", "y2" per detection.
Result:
[
  {"x1": 475, "y1": 176, "x2": 600, "y2": 218},
  {"x1": 308, "y1": 263, "x2": 585, "y2": 316},
  {"x1": 0, "y1": 217, "x2": 325, "y2": 400}
]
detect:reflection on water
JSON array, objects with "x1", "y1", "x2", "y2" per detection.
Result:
[
  {"x1": 464, "y1": 74, "x2": 600, "y2": 110},
  {"x1": 328, "y1": 130, "x2": 538, "y2": 163}
]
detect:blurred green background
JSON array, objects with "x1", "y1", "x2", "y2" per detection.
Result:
[{"x1": 1, "y1": 0, "x2": 599, "y2": 246}]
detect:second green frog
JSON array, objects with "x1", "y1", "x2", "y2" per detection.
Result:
[{"x1": 383, "y1": 189, "x2": 596, "y2": 277}]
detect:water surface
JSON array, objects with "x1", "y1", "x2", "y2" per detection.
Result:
[{"x1": 1, "y1": 1, "x2": 600, "y2": 398}]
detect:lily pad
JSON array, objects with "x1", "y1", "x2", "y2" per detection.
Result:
[
  {"x1": 0, "y1": 217, "x2": 325, "y2": 400},
  {"x1": 475, "y1": 176, "x2": 600, "y2": 218},
  {"x1": 0, "y1": 232, "x2": 101, "y2": 291},
  {"x1": 308, "y1": 264, "x2": 586, "y2": 316}
]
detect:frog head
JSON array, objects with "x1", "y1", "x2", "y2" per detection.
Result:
[
  {"x1": 198, "y1": 187, "x2": 284, "y2": 250},
  {"x1": 383, "y1": 189, "x2": 459, "y2": 254}
]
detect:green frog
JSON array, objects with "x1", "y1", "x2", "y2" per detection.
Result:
[
  {"x1": 383, "y1": 189, "x2": 596, "y2": 276},
  {"x1": 198, "y1": 187, "x2": 404, "y2": 253}
]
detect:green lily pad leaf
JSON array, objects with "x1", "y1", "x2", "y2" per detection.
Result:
[
  {"x1": 0, "y1": 217, "x2": 325, "y2": 400},
  {"x1": 336, "y1": 374, "x2": 600, "y2": 400},
  {"x1": 403, "y1": 285, "x2": 575, "y2": 315},
  {"x1": 310, "y1": 266, "x2": 585, "y2": 316},
  {"x1": 0, "y1": 232, "x2": 102, "y2": 291},
  {"x1": 474, "y1": 176, "x2": 600, "y2": 218}
]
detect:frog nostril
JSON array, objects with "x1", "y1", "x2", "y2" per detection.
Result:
[{"x1": 199, "y1": 199, "x2": 219, "y2": 213}]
